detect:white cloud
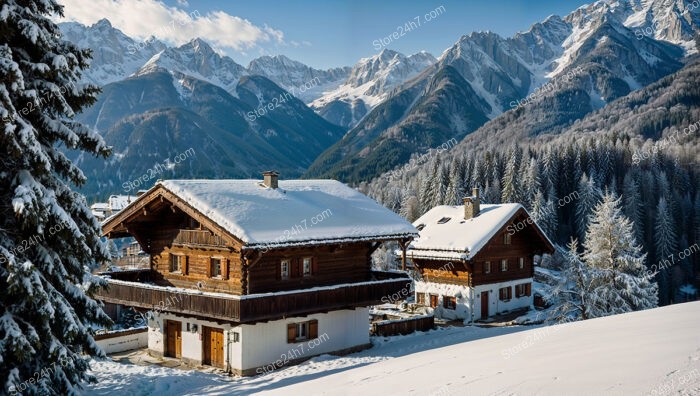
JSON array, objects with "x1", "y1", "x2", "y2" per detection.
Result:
[
  {"x1": 176, "y1": 0, "x2": 189, "y2": 6},
  {"x1": 57, "y1": 0, "x2": 285, "y2": 51}
]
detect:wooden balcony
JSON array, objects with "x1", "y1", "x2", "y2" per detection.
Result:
[
  {"x1": 95, "y1": 271, "x2": 411, "y2": 324},
  {"x1": 172, "y1": 229, "x2": 227, "y2": 247}
]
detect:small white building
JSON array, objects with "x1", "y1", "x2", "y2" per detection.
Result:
[{"x1": 404, "y1": 188, "x2": 554, "y2": 322}]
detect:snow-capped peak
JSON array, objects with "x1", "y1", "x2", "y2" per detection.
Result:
[{"x1": 309, "y1": 49, "x2": 436, "y2": 128}]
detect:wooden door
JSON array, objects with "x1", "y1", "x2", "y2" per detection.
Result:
[
  {"x1": 429, "y1": 294, "x2": 438, "y2": 308},
  {"x1": 165, "y1": 320, "x2": 182, "y2": 358},
  {"x1": 203, "y1": 327, "x2": 224, "y2": 368},
  {"x1": 481, "y1": 292, "x2": 489, "y2": 319}
]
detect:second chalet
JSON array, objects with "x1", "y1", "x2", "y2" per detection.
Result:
[
  {"x1": 97, "y1": 172, "x2": 417, "y2": 375},
  {"x1": 404, "y1": 188, "x2": 554, "y2": 322}
]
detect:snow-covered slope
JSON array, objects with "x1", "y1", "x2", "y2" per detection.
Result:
[
  {"x1": 310, "y1": 49, "x2": 437, "y2": 128},
  {"x1": 84, "y1": 302, "x2": 700, "y2": 395},
  {"x1": 58, "y1": 19, "x2": 166, "y2": 85},
  {"x1": 265, "y1": 302, "x2": 700, "y2": 395}
]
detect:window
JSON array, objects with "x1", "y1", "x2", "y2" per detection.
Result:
[
  {"x1": 504, "y1": 233, "x2": 512, "y2": 244},
  {"x1": 416, "y1": 293, "x2": 426, "y2": 305},
  {"x1": 483, "y1": 261, "x2": 491, "y2": 274},
  {"x1": 281, "y1": 259, "x2": 290, "y2": 279},
  {"x1": 499, "y1": 286, "x2": 512, "y2": 301},
  {"x1": 295, "y1": 322, "x2": 308, "y2": 340},
  {"x1": 515, "y1": 283, "x2": 532, "y2": 298},
  {"x1": 519, "y1": 257, "x2": 525, "y2": 269},
  {"x1": 416, "y1": 224, "x2": 426, "y2": 231},
  {"x1": 210, "y1": 258, "x2": 222, "y2": 278},
  {"x1": 170, "y1": 255, "x2": 184, "y2": 273},
  {"x1": 287, "y1": 320, "x2": 319, "y2": 343},
  {"x1": 501, "y1": 259, "x2": 508, "y2": 272},
  {"x1": 443, "y1": 296, "x2": 456, "y2": 310},
  {"x1": 429, "y1": 294, "x2": 439, "y2": 308},
  {"x1": 437, "y1": 217, "x2": 452, "y2": 224},
  {"x1": 232, "y1": 332, "x2": 240, "y2": 343},
  {"x1": 303, "y1": 257, "x2": 312, "y2": 276}
]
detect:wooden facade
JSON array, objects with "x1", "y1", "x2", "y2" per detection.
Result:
[{"x1": 100, "y1": 184, "x2": 405, "y2": 297}]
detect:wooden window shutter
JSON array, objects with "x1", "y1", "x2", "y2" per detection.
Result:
[
  {"x1": 163, "y1": 253, "x2": 170, "y2": 272},
  {"x1": 287, "y1": 323, "x2": 296, "y2": 343},
  {"x1": 499, "y1": 288, "x2": 504, "y2": 300},
  {"x1": 312, "y1": 257, "x2": 318, "y2": 275},
  {"x1": 222, "y1": 259, "x2": 229, "y2": 280},
  {"x1": 309, "y1": 320, "x2": 318, "y2": 339},
  {"x1": 276, "y1": 260, "x2": 281, "y2": 280},
  {"x1": 292, "y1": 258, "x2": 301, "y2": 278},
  {"x1": 526, "y1": 283, "x2": 531, "y2": 296},
  {"x1": 183, "y1": 256, "x2": 189, "y2": 275}
]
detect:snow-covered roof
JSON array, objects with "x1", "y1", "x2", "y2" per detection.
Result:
[
  {"x1": 155, "y1": 179, "x2": 417, "y2": 248},
  {"x1": 407, "y1": 203, "x2": 542, "y2": 260},
  {"x1": 107, "y1": 195, "x2": 132, "y2": 210}
]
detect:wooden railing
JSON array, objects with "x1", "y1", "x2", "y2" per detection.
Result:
[
  {"x1": 95, "y1": 271, "x2": 411, "y2": 324},
  {"x1": 371, "y1": 315, "x2": 434, "y2": 337},
  {"x1": 173, "y1": 229, "x2": 227, "y2": 247}
]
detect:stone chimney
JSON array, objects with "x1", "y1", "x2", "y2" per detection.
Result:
[
  {"x1": 463, "y1": 187, "x2": 481, "y2": 220},
  {"x1": 262, "y1": 171, "x2": 279, "y2": 189}
]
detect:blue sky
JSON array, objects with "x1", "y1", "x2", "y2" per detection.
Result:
[{"x1": 61, "y1": 0, "x2": 593, "y2": 69}]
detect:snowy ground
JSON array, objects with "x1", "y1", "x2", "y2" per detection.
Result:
[
  {"x1": 83, "y1": 302, "x2": 700, "y2": 395},
  {"x1": 83, "y1": 324, "x2": 527, "y2": 395}
]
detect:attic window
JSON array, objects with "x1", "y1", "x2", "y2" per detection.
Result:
[
  {"x1": 416, "y1": 224, "x2": 426, "y2": 231},
  {"x1": 437, "y1": 217, "x2": 451, "y2": 224}
]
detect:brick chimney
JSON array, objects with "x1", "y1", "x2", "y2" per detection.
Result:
[
  {"x1": 463, "y1": 187, "x2": 481, "y2": 219},
  {"x1": 262, "y1": 171, "x2": 279, "y2": 189}
]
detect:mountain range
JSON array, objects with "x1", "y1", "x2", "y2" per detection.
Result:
[{"x1": 60, "y1": 0, "x2": 700, "y2": 196}]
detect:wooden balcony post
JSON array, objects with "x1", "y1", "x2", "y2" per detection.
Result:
[{"x1": 399, "y1": 238, "x2": 411, "y2": 272}]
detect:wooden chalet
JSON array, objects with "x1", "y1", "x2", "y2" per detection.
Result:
[
  {"x1": 97, "y1": 172, "x2": 416, "y2": 375},
  {"x1": 404, "y1": 188, "x2": 554, "y2": 322}
]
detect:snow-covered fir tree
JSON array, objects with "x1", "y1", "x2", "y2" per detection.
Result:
[
  {"x1": 581, "y1": 192, "x2": 658, "y2": 315},
  {"x1": 0, "y1": 1, "x2": 112, "y2": 394},
  {"x1": 655, "y1": 197, "x2": 679, "y2": 261},
  {"x1": 549, "y1": 240, "x2": 604, "y2": 321},
  {"x1": 574, "y1": 174, "x2": 601, "y2": 242}
]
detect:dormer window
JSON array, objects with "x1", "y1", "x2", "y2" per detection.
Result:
[
  {"x1": 416, "y1": 224, "x2": 426, "y2": 231},
  {"x1": 437, "y1": 217, "x2": 451, "y2": 224}
]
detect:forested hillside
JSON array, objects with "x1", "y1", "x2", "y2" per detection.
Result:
[{"x1": 363, "y1": 60, "x2": 700, "y2": 305}]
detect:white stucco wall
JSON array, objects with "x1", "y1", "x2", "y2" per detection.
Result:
[
  {"x1": 415, "y1": 278, "x2": 533, "y2": 321},
  {"x1": 240, "y1": 307, "x2": 369, "y2": 372},
  {"x1": 96, "y1": 329, "x2": 148, "y2": 354},
  {"x1": 148, "y1": 312, "x2": 236, "y2": 367},
  {"x1": 147, "y1": 308, "x2": 369, "y2": 373}
]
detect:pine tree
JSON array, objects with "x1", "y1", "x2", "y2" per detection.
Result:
[
  {"x1": 501, "y1": 147, "x2": 521, "y2": 203},
  {"x1": 622, "y1": 172, "x2": 644, "y2": 244},
  {"x1": 433, "y1": 165, "x2": 448, "y2": 207},
  {"x1": 654, "y1": 197, "x2": 678, "y2": 261},
  {"x1": 419, "y1": 160, "x2": 439, "y2": 213},
  {"x1": 1, "y1": 1, "x2": 112, "y2": 394},
  {"x1": 530, "y1": 189, "x2": 556, "y2": 239},
  {"x1": 581, "y1": 192, "x2": 658, "y2": 315},
  {"x1": 574, "y1": 174, "x2": 601, "y2": 242},
  {"x1": 549, "y1": 240, "x2": 604, "y2": 321}
]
